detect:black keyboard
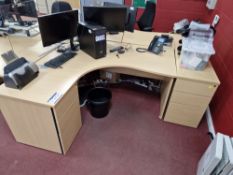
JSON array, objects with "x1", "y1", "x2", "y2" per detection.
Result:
[{"x1": 44, "y1": 52, "x2": 77, "y2": 68}]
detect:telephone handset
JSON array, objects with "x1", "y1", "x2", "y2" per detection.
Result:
[
  {"x1": 148, "y1": 35, "x2": 173, "y2": 55},
  {"x1": 148, "y1": 36, "x2": 163, "y2": 54}
]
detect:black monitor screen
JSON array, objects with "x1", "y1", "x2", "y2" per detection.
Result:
[
  {"x1": 83, "y1": 6, "x2": 127, "y2": 32},
  {"x1": 0, "y1": 0, "x2": 12, "y2": 5},
  {"x1": 15, "y1": 0, "x2": 37, "y2": 17},
  {"x1": 0, "y1": 0, "x2": 12, "y2": 16},
  {"x1": 0, "y1": 4, "x2": 10, "y2": 15},
  {"x1": 38, "y1": 10, "x2": 78, "y2": 47}
]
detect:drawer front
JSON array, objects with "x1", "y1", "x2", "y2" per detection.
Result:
[
  {"x1": 54, "y1": 97, "x2": 81, "y2": 154},
  {"x1": 54, "y1": 84, "x2": 82, "y2": 154},
  {"x1": 55, "y1": 85, "x2": 78, "y2": 117},
  {"x1": 170, "y1": 91, "x2": 211, "y2": 108},
  {"x1": 164, "y1": 102, "x2": 205, "y2": 128},
  {"x1": 174, "y1": 79, "x2": 218, "y2": 97}
]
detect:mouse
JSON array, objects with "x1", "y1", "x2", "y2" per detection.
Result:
[{"x1": 118, "y1": 48, "x2": 125, "y2": 54}]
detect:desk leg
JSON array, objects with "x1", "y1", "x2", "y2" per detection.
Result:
[{"x1": 160, "y1": 78, "x2": 175, "y2": 119}]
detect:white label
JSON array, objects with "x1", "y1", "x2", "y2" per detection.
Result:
[
  {"x1": 188, "y1": 57, "x2": 202, "y2": 68},
  {"x1": 95, "y1": 35, "x2": 105, "y2": 42},
  {"x1": 48, "y1": 92, "x2": 62, "y2": 105}
]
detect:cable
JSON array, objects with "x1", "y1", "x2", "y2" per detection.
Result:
[
  {"x1": 121, "y1": 32, "x2": 125, "y2": 43},
  {"x1": 136, "y1": 47, "x2": 148, "y2": 53},
  {"x1": 7, "y1": 35, "x2": 14, "y2": 51},
  {"x1": 80, "y1": 99, "x2": 87, "y2": 108}
]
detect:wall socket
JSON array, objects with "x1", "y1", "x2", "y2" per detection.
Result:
[
  {"x1": 212, "y1": 15, "x2": 220, "y2": 27},
  {"x1": 207, "y1": 0, "x2": 218, "y2": 10}
]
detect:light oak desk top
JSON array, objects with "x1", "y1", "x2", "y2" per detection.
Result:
[
  {"x1": 108, "y1": 31, "x2": 220, "y2": 84},
  {"x1": 0, "y1": 32, "x2": 177, "y2": 107},
  {"x1": 107, "y1": 30, "x2": 168, "y2": 46},
  {"x1": 0, "y1": 31, "x2": 220, "y2": 107},
  {"x1": 0, "y1": 30, "x2": 220, "y2": 153}
]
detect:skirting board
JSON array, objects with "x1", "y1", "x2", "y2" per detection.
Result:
[{"x1": 206, "y1": 106, "x2": 216, "y2": 138}]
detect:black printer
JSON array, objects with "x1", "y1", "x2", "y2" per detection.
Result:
[{"x1": 3, "y1": 57, "x2": 39, "y2": 89}]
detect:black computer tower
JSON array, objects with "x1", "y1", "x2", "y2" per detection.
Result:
[{"x1": 78, "y1": 23, "x2": 106, "y2": 59}]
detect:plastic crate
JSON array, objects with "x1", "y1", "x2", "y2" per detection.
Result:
[{"x1": 180, "y1": 37, "x2": 215, "y2": 70}]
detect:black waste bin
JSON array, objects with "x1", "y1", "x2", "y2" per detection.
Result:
[{"x1": 87, "y1": 87, "x2": 112, "y2": 118}]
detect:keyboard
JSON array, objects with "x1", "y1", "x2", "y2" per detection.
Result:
[{"x1": 44, "y1": 51, "x2": 77, "y2": 68}]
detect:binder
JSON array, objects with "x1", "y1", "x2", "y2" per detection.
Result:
[
  {"x1": 197, "y1": 133, "x2": 224, "y2": 175},
  {"x1": 212, "y1": 135, "x2": 233, "y2": 175},
  {"x1": 228, "y1": 138, "x2": 233, "y2": 175}
]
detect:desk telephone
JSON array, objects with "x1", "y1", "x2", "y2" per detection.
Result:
[{"x1": 148, "y1": 35, "x2": 173, "y2": 54}]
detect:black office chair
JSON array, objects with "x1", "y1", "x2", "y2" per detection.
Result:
[
  {"x1": 103, "y1": 2, "x2": 137, "y2": 33},
  {"x1": 125, "y1": 6, "x2": 138, "y2": 32},
  {"x1": 51, "y1": 1, "x2": 72, "y2": 13},
  {"x1": 137, "y1": 1, "x2": 156, "y2": 32}
]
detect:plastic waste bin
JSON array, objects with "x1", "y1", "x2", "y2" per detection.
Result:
[{"x1": 87, "y1": 87, "x2": 112, "y2": 118}]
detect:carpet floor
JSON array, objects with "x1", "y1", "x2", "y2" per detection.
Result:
[{"x1": 0, "y1": 87, "x2": 210, "y2": 175}]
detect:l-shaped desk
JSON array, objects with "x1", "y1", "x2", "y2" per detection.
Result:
[{"x1": 0, "y1": 30, "x2": 220, "y2": 154}]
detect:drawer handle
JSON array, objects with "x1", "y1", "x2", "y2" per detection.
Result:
[{"x1": 208, "y1": 85, "x2": 217, "y2": 89}]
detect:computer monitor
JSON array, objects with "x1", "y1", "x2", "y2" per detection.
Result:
[
  {"x1": 38, "y1": 10, "x2": 79, "y2": 51},
  {"x1": 0, "y1": 0, "x2": 12, "y2": 16},
  {"x1": 0, "y1": 0, "x2": 12, "y2": 5},
  {"x1": 0, "y1": 0, "x2": 4, "y2": 5},
  {"x1": 14, "y1": 0, "x2": 37, "y2": 18},
  {"x1": 0, "y1": 4, "x2": 11, "y2": 16},
  {"x1": 83, "y1": 6, "x2": 127, "y2": 32},
  {"x1": 0, "y1": 4, "x2": 11, "y2": 27},
  {"x1": 0, "y1": 0, "x2": 38, "y2": 26}
]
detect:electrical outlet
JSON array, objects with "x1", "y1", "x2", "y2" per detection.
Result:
[
  {"x1": 212, "y1": 15, "x2": 220, "y2": 27},
  {"x1": 207, "y1": 0, "x2": 217, "y2": 10}
]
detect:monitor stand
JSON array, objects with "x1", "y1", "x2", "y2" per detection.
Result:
[
  {"x1": 70, "y1": 38, "x2": 79, "y2": 51},
  {"x1": 57, "y1": 38, "x2": 79, "y2": 53}
]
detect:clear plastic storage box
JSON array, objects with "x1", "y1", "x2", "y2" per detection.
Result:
[
  {"x1": 180, "y1": 37, "x2": 215, "y2": 70},
  {"x1": 180, "y1": 26, "x2": 215, "y2": 70}
]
